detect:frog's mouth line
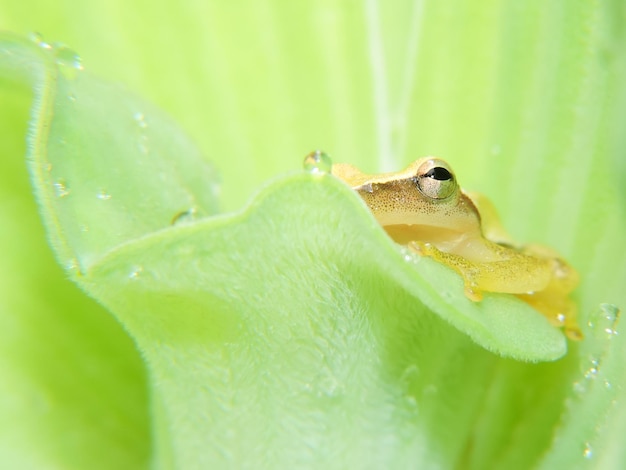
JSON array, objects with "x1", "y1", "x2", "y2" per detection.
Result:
[{"x1": 384, "y1": 224, "x2": 472, "y2": 255}]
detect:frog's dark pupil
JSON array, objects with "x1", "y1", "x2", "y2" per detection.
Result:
[{"x1": 424, "y1": 167, "x2": 452, "y2": 181}]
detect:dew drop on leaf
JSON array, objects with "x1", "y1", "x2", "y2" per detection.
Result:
[
  {"x1": 400, "y1": 247, "x2": 420, "y2": 264},
  {"x1": 96, "y1": 189, "x2": 111, "y2": 201},
  {"x1": 28, "y1": 31, "x2": 51, "y2": 50},
  {"x1": 583, "y1": 357, "x2": 599, "y2": 379},
  {"x1": 587, "y1": 303, "x2": 620, "y2": 340},
  {"x1": 133, "y1": 112, "x2": 148, "y2": 129},
  {"x1": 171, "y1": 207, "x2": 198, "y2": 226},
  {"x1": 27, "y1": 33, "x2": 83, "y2": 78},
  {"x1": 65, "y1": 258, "x2": 79, "y2": 272},
  {"x1": 129, "y1": 265, "x2": 143, "y2": 280},
  {"x1": 303, "y1": 150, "x2": 332, "y2": 174},
  {"x1": 53, "y1": 179, "x2": 70, "y2": 198},
  {"x1": 53, "y1": 45, "x2": 84, "y2": 79}
]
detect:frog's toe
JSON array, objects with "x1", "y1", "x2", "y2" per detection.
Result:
[
  {"x1": 463, "y1": 282, "x2": 483, "y2": 302},
  {"x1": 408, "y1": 240, "x2": 431, "y2": 256},
  {"x1": 565, "y1": 325, "x2": 584, "y2": 341}
]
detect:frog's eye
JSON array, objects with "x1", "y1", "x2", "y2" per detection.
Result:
[{"x1": 415, "y1": 159, "x2": 457, "y2": 200}]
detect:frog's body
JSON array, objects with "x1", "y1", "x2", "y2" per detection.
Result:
[{"x1": 332, "y1": 158, "x2": 581, "y2": 340}]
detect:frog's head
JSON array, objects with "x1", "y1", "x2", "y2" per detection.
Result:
[{"x1": 333, "y1": 158, "x2": 482, "y2": 238}]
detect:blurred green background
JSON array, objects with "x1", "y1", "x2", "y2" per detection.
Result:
[{"x1": 1, "y1": 1, "x2": 625, "y2": 468}]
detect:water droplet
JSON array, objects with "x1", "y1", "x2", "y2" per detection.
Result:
[
  {"x1": 400, "y1": 247, "x2": 419, "y2": 264},
  {"x1": 171, "y1": 207, "x2": 197, "y2": 226},
  {"x1": 588, "y1": 303, "x2": 620, "y2": 340},
  {"x1": 53, "y1": 179, "x2": 70, "y2": 198},
  {"x1": 303, "y1": 150, "x2": 332, "y2": 174},
  {"x1": 584, "y1": 365, "x2": 598, "y2": 380},
  {"x1": 583, "y1": 442, "x2": 593, "y2": 459},
  {"x1": 64, "y1": 258, "x2": 84, "y2": 275},
  {"x1": 133, "y1": 112, "x2": 148, "y2": 129},
  {"x1": 556, "y1": 313, "x2": 566, "y2": 325},
  {"x1": 97, "y1": 189, "x2": 111, "y2": 200},
  {"x1": 67, "y1": 94, "x2": 77, "y2": 102},
  {"x1": 129, "y1": 266, "x2": 143, "y2": 280},
  {"x1": 28, "y1": 31, "x2": 43, "y2": 43},
  {"x1": 29, "y1": 31, "x2": 52, "y2": 50},
  {"x1": 53, "y1": 45, "x2": 84, "y2": 79},
  {"x1": 579, "y1": 354, "x2": 600, "y2": 381},
  {"x1": 65, "y1": 258, "x2": 79, "y2": 271}
]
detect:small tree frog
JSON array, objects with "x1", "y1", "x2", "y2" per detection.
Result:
[{"x1": 332, "y1": 157, "x2": 582, "y2": 340}]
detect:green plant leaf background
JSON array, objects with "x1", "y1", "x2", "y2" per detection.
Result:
[{"x1": 1, "y1": 1, "x2": 626, "y2": 469}]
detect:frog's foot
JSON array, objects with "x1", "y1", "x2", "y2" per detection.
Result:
[
  {"x1": 408, "y1": 241, "x2": 484, "y2": 302},
  {"x1": 463, "y1": 283, "x2": 484, "y2": 302},
  {"x1": 564, "y1": 325, "x2": 583, "y2": 341},
  {"x1": 515, "y1": 292, "x2": 583, "y2": 341}
]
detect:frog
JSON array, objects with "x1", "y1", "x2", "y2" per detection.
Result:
[{"x1": 331, "y1": 157, "x2": 582, "y2": 340}]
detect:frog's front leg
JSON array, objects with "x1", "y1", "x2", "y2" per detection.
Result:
[
  {"x1": 409, "y1": 241, "x2": 486, "y2": 301},
  {"x1": 408, "y1": 240, "x2": 553, "y2": 302},
  {"x1": 408, "y1": 240, "x2": 582, "y2": 339}
]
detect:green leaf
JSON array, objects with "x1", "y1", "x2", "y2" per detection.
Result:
[
  {"x1": 81, "y1": 174, "x2": 581, "y2": 468},
  {"x1": 0, "y1": 36, "x2": 219, "y2": 271},
  {"x1": 1, "y1": 0, "x2": 626, "y2": 468},
  {"x1": 0, "y1": 45, "x2": 150, "y2": 470}
]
